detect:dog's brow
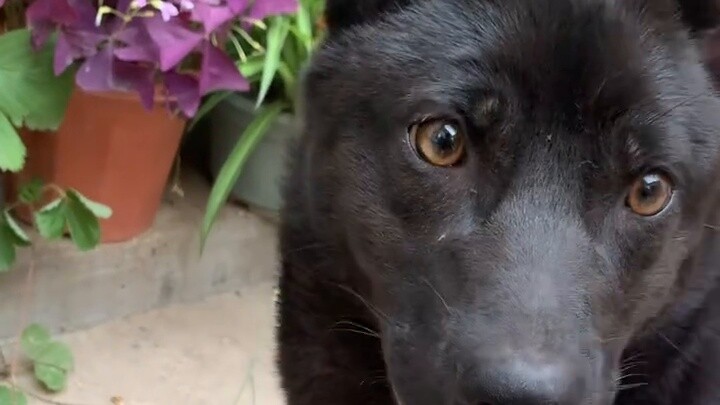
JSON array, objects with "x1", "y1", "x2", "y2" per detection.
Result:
[{"x1": 472, "y1": 95, "x2": 503, "y2": 128}]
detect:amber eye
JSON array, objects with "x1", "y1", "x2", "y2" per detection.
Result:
[
  {"x1": 626, "y1": 172, "x2": 673, "y2": 216},
  {"x1": 410, "y1": 119, "x2": 466, "y2": 167}
]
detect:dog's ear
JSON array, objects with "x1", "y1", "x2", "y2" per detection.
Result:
[
  {"x1": 323, "y1": 0, "x2": 414, "y2": 34},
  {"x1": 677, "y1": 0, "x2": 720, "y2": 32}
]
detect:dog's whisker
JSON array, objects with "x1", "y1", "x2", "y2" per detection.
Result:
[
  {"x1": 330, "y1": 328, "x2": 382, "y2": 339},
  {"x1": 334, "y1": 320, "x2": 381, "y2": 336},
  {"x1": 330, "y1": 320, "x2": 382, "y2": 339},
  {"x1": 615, "y1": 373, "x2": 647, "y2": 382},
  {"x1": 421, "y1": 277, "x2": 452, "y2": 314},
  {"x1": 616, "y1": 382, "x2": 649, "y2": 392},
  {"x1": 654, "y1": 330, "x2": 695, "y2": 363},
  {"x1": 335, "y1": 284, "x2": 397, "y2": 326},
  {"x1": 619, "y1": 361, "x2": 646, "y2": 373}
]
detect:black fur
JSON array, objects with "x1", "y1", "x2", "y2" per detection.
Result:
[{"x1": 276, "y1": 0, "x2": 720, "y2": 404}]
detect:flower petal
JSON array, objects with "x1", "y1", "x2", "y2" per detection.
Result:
[
  {"x1": 114, "y1": 24, "x2": 159, "y2": 62},
  {"x1": 25, "y1": 0, "x2": 78, "y2": 48},
  {"x1": 226, "y1": 0, "x2": 248, "y2": 14},
  {"x1": 53, "y1": 31, "x2": 77, "y2": 75},
  {"x1": 75, "y1": 48, "x2": 115, "y2": 92},
  {"x1": 190, "y1": 2, "x2": 235, "y2": 33},
  {"x1": 199, "y1": 41, "x2": 249, "y2": 96},
  {"x1": 164, "y1": 72, "x2": 200, "y2": 117},
  {"x1": 113, "y1": 61, "x2": 156, "y2": 109},
  {"x1": 143, "y1": 16, "x2": 204, "y2": 71},
  {"x1": 248, "y1": 0, "x2": 298, "y2": 20},
  {"x1": 159, "y1": 2, "x2": 180, "y2": 21},
  {"x1": 53, "y1": 28, "x2": 107, "y2": 74}
]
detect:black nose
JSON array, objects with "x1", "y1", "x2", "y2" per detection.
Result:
[{"x1": 461, "y1": 355, "x2": 585, "y2": 404}]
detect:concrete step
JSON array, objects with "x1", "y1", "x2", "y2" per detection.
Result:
[
  {"x1": 4, "y1": 282, "x2": 284, "y2": 405},
  {"x1": 0, "y1": 170, "x2": 279, "y2": 340}
]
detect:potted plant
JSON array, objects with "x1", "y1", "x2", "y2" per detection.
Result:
[
  {"x1": 198, "y1": 0, "x2": 325, "y2": 241},
  {"x1": 0, "y1": 0, "x2": 298, "y2": 242}
]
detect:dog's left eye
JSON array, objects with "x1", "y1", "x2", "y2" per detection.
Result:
[
  {"x1": 409, "y1": 119, "x2": 466, "y2": 167},
  {"x1": 627, "y1": 172, "x2": 673, "y2": 216}
]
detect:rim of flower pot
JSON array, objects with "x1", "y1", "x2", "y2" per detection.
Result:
[{"x1": 74, "y1": 85, "x2": 180, "y2": 106}]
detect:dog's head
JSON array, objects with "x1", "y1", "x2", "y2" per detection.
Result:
[{"x1": 300, "y1": 0, "x2": 720, "y2": 403}]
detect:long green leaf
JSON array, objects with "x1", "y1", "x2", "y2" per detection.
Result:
[
  {"x1": 238, "y1": 54, "x2": 267, "y2": 80},
  {"x1": 295, "y1": 1, "x2": 314, "y2": 54},
  {"x1": 201, "y1": 103, "x2": 285, "y2": 249},
  {"x1": 282, "y1": 35, "x2": 300, "y2": 78},
  {"x1": 256, "y1": 17, "x2": 290, "y2": 108}
]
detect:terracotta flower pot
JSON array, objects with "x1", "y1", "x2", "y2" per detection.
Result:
[{"x1": 8, "y1": 87, "x2": 185, "y2": 243}]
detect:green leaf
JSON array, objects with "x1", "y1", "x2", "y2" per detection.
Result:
[
  {"x1": 3, "y1": 212, "x2": 30, "y2": 246},
  {"x1": 201, "y1": 103, "x2": 285, "y2": 249},
  {"x1": 22, "y1": 325, "x2": 74, "y2": 392},
  {"x1": 69, "y1": 190, "x2": 112, "y2": 219},
  {"x1": 0, "y1": 29, "x2": 74, "y2": 131},
  {"x1": 0, "y1": 112, "x2": 26, "y2": 172},
  {"x1": 35, "y1": 341, "x2": 74, "y2": 372},
  {"x1": 18, "y1": 178, "x2": 44, "y2": 204},
  {"x1": 34, "y1": 363, "x2": 67, "y2": 392},
  {"x1": 0, "y1": 386, "x2": 28, "y2": 405},
  {"x1": 186, "y1": 91, "x2": 232, "y2": 133},
  {"x1": 281, "y1": 35, "x2": 300, "y2": 78},
  {"x1": 295, "y1": 1, "x2": 314, "y2": 53},
  {"x1": 64, "y1": 192, "x2": 100, "y2": 251},
  {"x1": 21, "y1": 323, "x2": 52, "y2": 361},
  {"x1": 256, "y1": 17, "x2": 290, "y2": 108},
  {"x1": 238, "y1": 54, "x2": 266, "y2": 79},
  {"x1": 34, "y1": 199, "x2": 67, "y2": 240},
  {"x1": 0, "y1": 224, "x2": 17, "y2": 272}
]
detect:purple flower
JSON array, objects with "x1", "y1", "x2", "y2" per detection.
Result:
[
  {"x1": 21, "y1": 0, "x2": 301, "y2": 118},
  {"x1": 248, "y1": 0, "x2": 298, "y2": 20},
  {"x1": 26, "y1": 0, "x2": 78, "y2": 48},
  {"x1": 155, "y1": 1, "x2": 179, "y2": 21},
  {"x1": 178, "y1": 0, "x2": 195, "y2": 11},
  {"x1": 199, "y1": 41, "x2": 249, "y2": 95},
  {"x1": 143, "y1": 16, "x2": 204, "y2": 70},
  {"x1": 191, "y1": 1, "x2": 236, "y2": 33}
]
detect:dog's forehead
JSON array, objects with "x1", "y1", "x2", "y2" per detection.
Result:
[
  {"x1": 318, "y1": 0, "x2": 669, "y2": 120},
  {"x1": 307, "y1": 0, "x2": 699, "y2": 169}
]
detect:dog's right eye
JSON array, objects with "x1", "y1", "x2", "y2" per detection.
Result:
[
  {"x1": 409, "y1": 119, "x2": 466, "y2": 167},
  {"x1": 626, "y1": 172, "x2": 674, "y2": 216}
]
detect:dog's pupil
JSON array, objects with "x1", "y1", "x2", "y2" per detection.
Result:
[
  {"x1": 432, "y1": 124, "x2": 458, "y2": 154},
  {"x1": 640, "y1": 176, "x2": 662, "y2": 201}
]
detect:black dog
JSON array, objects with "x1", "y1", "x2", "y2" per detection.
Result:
[{"x1": 276, "y1": 0, "x2": 720, "y2": 403}]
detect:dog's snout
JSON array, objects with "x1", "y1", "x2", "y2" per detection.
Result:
[{"x1": 460, "y1": 354, "x2": 585, "y2": 405}]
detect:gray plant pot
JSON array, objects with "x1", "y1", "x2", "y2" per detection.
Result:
[{"x1": 208, "y1": 95, "x2": 298, "y2": 213}]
